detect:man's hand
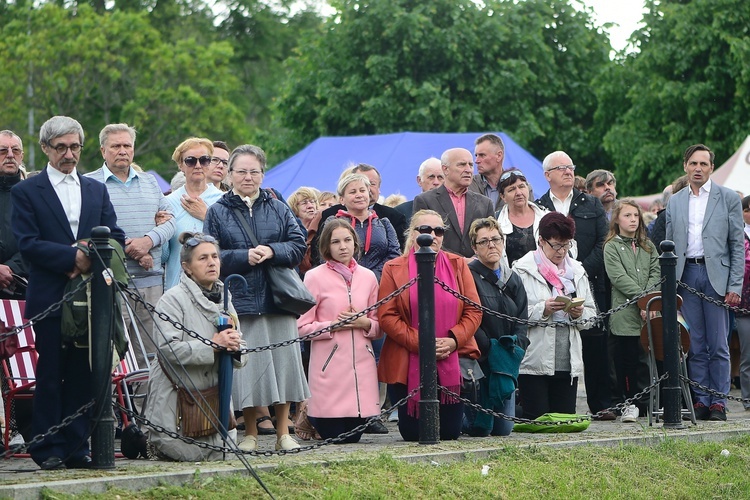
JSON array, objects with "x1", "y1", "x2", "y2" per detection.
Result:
[
  {"x1": 181, "y1": 195, "x2": 208, "y2": 221},
  {"x1": 725, "y1": 292, "x2": 741, "y2": 307},
  {"x1": 139, "y1": 254, "x2": 154, "y2": 270},
  {"x1": 0, "y1": 264, "x2": 13, "y2": 288},
  {"x1": 125, "y1": 236, "x2": 154, "y2": 260},
  {"x1": 67, "y1": 249, "x2": 91, "y2": 279},
  {"x1": 155, "y1": 210, "x2": 173, "y2": 226}
]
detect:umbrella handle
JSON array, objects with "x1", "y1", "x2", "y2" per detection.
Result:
[{"x1": 223, "y1": 274, "x2": 249, "y2": 312}]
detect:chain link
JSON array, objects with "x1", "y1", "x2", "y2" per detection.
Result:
[
  {"x1": 0, "y1": 276, "x2": 93, "y2": 342},
  {"x1": 434, "y1": 276, "x2": 665, "y2": 329},
  {"x1": 115, "y1": 386, "x2": 421, "y2": 457},
  {"x1": 1, "y1": 400, "x2": 95, "y2": 458},
  {"x1": 677, "y1": 281, "x2": 750, "y2": 315},
  {"x1": 120, "y1": 278, "x2": 416, "y2": 354},
  {"x1": 679, "y1": 375, "x2": 750, "y2": 404}
]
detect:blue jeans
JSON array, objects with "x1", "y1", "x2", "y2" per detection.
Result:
[{"x1": 463, "y1": 391, "x2": 515, "y2": 437}]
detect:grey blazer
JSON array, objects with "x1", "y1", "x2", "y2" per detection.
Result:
[
  {"x1": 665, "y1": 182, "x2": 744, "y2": 296},
  {"x1": 413, "y1": 185, "x2": 494, "y2": 258}
]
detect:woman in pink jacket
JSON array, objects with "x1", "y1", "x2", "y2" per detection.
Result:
[{"x1": 297, "y1": 219, "x2": 382, "y2": 442}]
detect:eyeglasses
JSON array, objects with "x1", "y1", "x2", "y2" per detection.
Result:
[
  {"x1": 500, "y1": 170, "x2": 526, "y2": 183},
  {"x1": 185, "y1": 234, "x2": 217, "y2": 248},
  {"x1": 0, "y1": 147, "x2": 23, "y2": 156},
  {"x1": 48, "y1": 142, "x2": 82, "y2": 155},
  {"x1": 231, "y1": 169, "x2": 264, "y2": 178},
  {"x1": 415, "y1": 225, "x2": 446, "y2": 237},
  {"x1": 183, "y1": 155, "x2": 212, "y2": 168},
  {"x1": 546, "y1": 164, "x2": 576, "y2": 173},
  {"x1": 298, "y1": 199, "x2": 317, "y2": 207},
  {"x1": 543, "y1": 238, "x2": 572, "y2": 252},
  {"x1": 210, "y1": 157, "x2": 228, "y2": 168},
  {"x1": 475, "y1": 237, "x2": 504, "y2": 248}
]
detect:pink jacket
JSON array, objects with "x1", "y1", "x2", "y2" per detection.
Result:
[{"x1": 298, "y1": 263, "x2": 383, "y2": 418}]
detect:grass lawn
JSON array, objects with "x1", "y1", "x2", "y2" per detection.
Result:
[{"x1": 44, "y1": 435, "x2": 750, "y2": 499}]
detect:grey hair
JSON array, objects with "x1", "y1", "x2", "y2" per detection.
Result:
[
  {"x1": 229, "y1": 144, "x2": 267, "y2": 172},
  {"x1": 0, "y1": 130, "x2": 23, "y2": 147},
  {"x1": 178, "y1": 232, "x2": 220, "y2": 265},
  {"x1": 39, "y1": 116, "x2": 84, "y2": 146},
  {"x1": 418, "y1": 157, "x2": 441, "y2": 177},
  {"x1": 585, "y1": 169, "x2": 616, "y2": 192},
  {"x1": 542, "y1": 151, "x2": 568, "y2": 171},
  {"x1": 99, "y1": 123, "x2": 136, "y2": 147},
  {"x1": 337, "y1": 173, "x2": 370, "y2": 197}
]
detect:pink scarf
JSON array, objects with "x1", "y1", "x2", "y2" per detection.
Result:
[
  {"x1": 336, "y1": 209, "x2": 377, "y2": 253},
  {"x1": 533, "y1": 247, "x2": 576, "y2": 321},
  {"x1": 407, "y1": 249, "x2": 461, "y2": 416},
  {"x1": 326, "y1": 258, "x2": 358, "y2": 285}
]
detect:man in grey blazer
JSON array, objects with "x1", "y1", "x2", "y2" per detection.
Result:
[
  {"x1": 413, "y1": 148, "x2": 494, "y2": 257},
  {"x1": 666, "y1": 143, "x2": 744, "y2": 421}
]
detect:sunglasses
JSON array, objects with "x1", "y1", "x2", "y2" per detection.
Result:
[
  {"x1": 415, "y1": 225, "x2": 446, "y2": 237},
  {"x1": 183, "y1": 155, "x2": 212, "y2": 168},
  {"x1": 185, "y1": 234, "x2": 217, "y2": 247},
  {"x1": 500, "y1": 170, "x2": 526, "y2": 182}
]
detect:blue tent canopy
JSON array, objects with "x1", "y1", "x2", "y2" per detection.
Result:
[{"x1": 263, "y1": 132, "x2": 546, "y2": 202}]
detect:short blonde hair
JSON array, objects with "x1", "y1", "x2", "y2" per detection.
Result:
[
  {"x1": 405, "y1": 209, "x2": 446, "y2": 255},
  {"x1": 337, "y1": 173, "x2": 370, "y2": 197},
  {"x1": 383, "y1": 194, "x2": 407, "y2": 207},
  {"x1": 288, "y1": 187, "x2": 320, "y2": 216},
  {"x1": 171, "y1": 137, "x2": 214, "y2": 165}
]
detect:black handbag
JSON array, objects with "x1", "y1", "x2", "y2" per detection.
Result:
[{"x1": 232, "y1": 208, "x2": 316, "y2": 316}]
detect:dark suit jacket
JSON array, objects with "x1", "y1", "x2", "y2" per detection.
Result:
[
  {"x1": 394, "y1": 200, "x2": 414, "y2": 229},
  {"x1": 11, "y1": 168, "x2": 125, "y2": 318},
  {"x1": 319, "y1": 202, "x2": 407, "y2": 249},
  {"x1": 412, "y1": 185, "x2": 494, "y2": 258}
]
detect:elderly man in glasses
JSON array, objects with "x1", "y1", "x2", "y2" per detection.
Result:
[
  {"x1": 535, "y1": 150, "x2": 613, "y2": 420},
  {"x1": 11, "y1": 116, "x2": 126, "y2": 469},
  {"x1": 0, "y1": 130, "x2": 28, "y2": 299},
  {"x1": 85, "y1": 123, "x2": 175, "y2": 373}
]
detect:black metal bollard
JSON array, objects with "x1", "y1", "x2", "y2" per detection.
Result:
[
  {"x1": 90, "y1": 227, "x2": 116, "y2": 468},
  {"x1": 415, "y1": 234, "x2": 439, "y2": 444},
  {"x1": 659, "y1": 240, "x2": 685, "y2": 429}
]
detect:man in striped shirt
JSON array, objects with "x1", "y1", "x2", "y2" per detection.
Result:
[{"x1": 85, "y1": 124, "x2": 175, "y2": 370}]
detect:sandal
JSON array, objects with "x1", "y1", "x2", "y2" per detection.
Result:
[{"x1": 256, "y1": 416, "x2": 276, "y2": 435}]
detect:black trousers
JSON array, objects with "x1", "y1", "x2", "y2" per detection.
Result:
[
  {"x1": 581, "y1": 330, "x2": 612, "y2": 413},
  {"x1": 612, "y1": 335, "x2": 649, "y2": 412},
  {"x1": 518, "y1": 372, "x2": 578, "y2": 420},
  {"x1": 388, "y1": 383, "x2": 463, "y2": 441},
  {"x1": 307, "y1": 416, "x2": 366, "y2": 444}
]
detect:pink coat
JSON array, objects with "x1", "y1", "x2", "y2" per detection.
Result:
[{"x1": 298, "y1": 263, "x2": 383, "y2": 418}]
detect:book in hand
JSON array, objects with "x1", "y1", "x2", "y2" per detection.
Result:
[{"x1": 553, "y1": 296, "x2": 585, "y2": 312}]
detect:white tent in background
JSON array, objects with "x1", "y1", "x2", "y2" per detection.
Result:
[{"x1": 712, "y1": 135, "x2": 750, "y2": 197}]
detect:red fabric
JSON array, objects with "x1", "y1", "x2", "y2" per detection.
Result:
[{"x1": 336, "y1": 209, "x2": 378, "y2": 253}]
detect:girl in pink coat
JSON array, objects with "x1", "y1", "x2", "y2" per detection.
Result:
[{"x1": 298, "y1": 219, "x2": 382, "y2": 442}]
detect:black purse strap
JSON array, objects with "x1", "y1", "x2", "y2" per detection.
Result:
[{"x1": 232, "y1": 207, "x2": 260, "y2": 248}]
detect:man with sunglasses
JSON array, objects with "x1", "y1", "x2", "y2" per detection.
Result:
[
  {"x1": 85, "y1": 123, "x2": 175, "y2": 373},
  {"x1": 11, "y1": 116, "x2": 125, "y2": 469},
  {"x1": 0, "y1": 130, "x2": 28, "y2": 299},
  {"x1": 413, "y1": 148, "x2": 495, "y2": 258},
  {"x1": 470, "y1": 133, "x2": 507, "y2": 212},
  {"x1": 535, "y1": 150, "x2": 613, "y2": 420}
]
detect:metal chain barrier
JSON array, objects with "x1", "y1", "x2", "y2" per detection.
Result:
[
  {"x1": 677, "y1": 281, "x2": 750, "y2": 315},
  {"x1": 0, "y1": 276, "x2": 93, "y2": 342},
  {"x1": 434, "y1": 276, "x2": 665, "y2": 329},
  {"x1": 120, "y1": 278, "x2": 416, "y2": 354},
  {"x1": 439, "y1": 373, "x2": 668, "y2": 426},
  {"x1": 679, "y1": 375, "x2": 750, "y2": 404},
  {"x1": 115, "y1": 386, "x2": 421, "y2": 457},
  {"x1": 1, "y1": 400, "x2": 95, "y2": 458}
]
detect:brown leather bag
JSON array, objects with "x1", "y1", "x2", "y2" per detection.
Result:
[{"x1": 176, "y1": 385, "x2": 236, "y2": 438}]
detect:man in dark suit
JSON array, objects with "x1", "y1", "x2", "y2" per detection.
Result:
[
  {"x1": 11, "y1": 116, "x2": 125, "y2": 469},
  {"x1": 413, "y1": 148, "x2": 494, "y2": 258},
  {"x1": 394, "y1": 157, "x2": 445, "y2": 228},
  {"x1": 316, "y1": 163, "x2": 407, "y2": 249},
  {"x1": 535, "y1": 150, "x2": 612, "y2": 418}
]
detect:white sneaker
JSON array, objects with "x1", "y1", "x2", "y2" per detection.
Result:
[{"x1": 621, "y1": 405, "x2": 639, "y2": 423}]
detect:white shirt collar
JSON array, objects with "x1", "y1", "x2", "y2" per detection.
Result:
[{"x1": 46, "y1": 164, "x2": 80, "y2": 186}]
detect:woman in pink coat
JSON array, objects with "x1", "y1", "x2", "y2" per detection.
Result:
[{"x1": 298, "y1": 219, "x2": 382, "y2": 442}]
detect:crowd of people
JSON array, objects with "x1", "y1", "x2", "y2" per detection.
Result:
[{"x1": 1, "y1": 118, "x2": 749, "y2": 468}]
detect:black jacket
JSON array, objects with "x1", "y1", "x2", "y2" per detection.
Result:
[
  {"x1": 468, "y1": 259, "x2": 530, "y2": 362},
  {"x1": 0, "y1": 172, "x2": 27, "y2": 295}
]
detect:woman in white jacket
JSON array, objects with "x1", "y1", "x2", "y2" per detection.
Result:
[{"x1": 511, "y1": 213, "x2": 596, "y2": 419}]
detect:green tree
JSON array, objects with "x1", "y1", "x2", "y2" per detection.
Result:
[
  {"x1": 597, "y1": 0, "x2": 750, "y2": 195},
  {"x1": 271, "y1": 0, "x2": 611, "y2": 168}
]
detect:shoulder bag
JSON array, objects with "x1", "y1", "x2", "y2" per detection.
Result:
[{"x1": 232, "y1": 208, "x2": 316, "y2": 316}]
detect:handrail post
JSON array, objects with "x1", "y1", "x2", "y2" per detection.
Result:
[
  {"x1": 659, "y1": 240, "x2": 685, "y2": 428},
  {"x1": 415, "y1": 234, "x2": 439, "y2": 444},
  {"x1": 90, "y1": 226, "x2": 116, "y2": 468}
]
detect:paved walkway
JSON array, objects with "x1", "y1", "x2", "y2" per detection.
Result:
[{"x1": 1, "y1": 384, "x2": 748, "y2": 499}]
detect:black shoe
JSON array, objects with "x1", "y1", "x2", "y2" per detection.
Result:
[
  {"x1": 693, "y1": 403, "x2": 711, "y2": 421},
  {"x1": 66, "y1": 455, "x2": 93, "y2": 469},
  {"x1": 40, "y1": 456, "x2": 66, "y2": 470},
  {"x1": 709, "y1": 404, "x2": 727, "y2": 421},
  {"x1": 591, "y1": 410, "x2": 616, "y2": 421},
  {"x1": 364, "y1": 419, "x2": 389, "y2": 434}
]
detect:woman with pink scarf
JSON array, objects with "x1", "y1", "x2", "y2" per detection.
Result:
[
  {"x1": 511, "y1": 212, "x2": 597, "y2": 419},
  {"x1": 297, "y1": 219, "x2": 382, "y2": 442},
  {"x1": 377, "y1": 210, "x2": 482, "y2": 441}
]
